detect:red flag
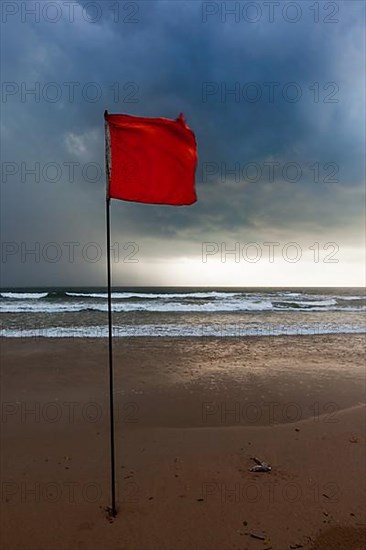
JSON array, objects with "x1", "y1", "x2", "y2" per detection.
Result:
[{"x1": 104, "y1": 112, "x2": 197, "y2": 205}]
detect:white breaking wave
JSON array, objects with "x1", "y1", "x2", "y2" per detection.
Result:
[
  {"x1": 65, "y1": 291, "x2": 241, "y2": 299},
  {"x1": 280, "y1": 299, "x2": 338, "y2": 307},
  {"x1": 1, "y1": 292, "x2": 48, "y2": 299},
  {"x1": 0, "y1": 302, "x2": 90, "y2": 313},
  {"x1": 0, "y1": 299, "x2": 274, "y2": 313},
  {"x1": 1, "y1": 323, "x2": 365, "y2": 338},
  {"x1": 1, "y1": 300, "x2": 365, "y2": 314}
]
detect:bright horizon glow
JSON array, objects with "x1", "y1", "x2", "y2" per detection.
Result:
[{"x1": 107, "y1": 252, "x2": 366, "y2": 288}]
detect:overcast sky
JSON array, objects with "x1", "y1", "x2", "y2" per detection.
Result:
[{"x1": 1, "y1": 0, "x2": 365, "y2": 287}]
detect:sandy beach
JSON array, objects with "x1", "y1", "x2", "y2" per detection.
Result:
[{"x1": 1, "y1": 334, "x2": 365, "y2": 550}]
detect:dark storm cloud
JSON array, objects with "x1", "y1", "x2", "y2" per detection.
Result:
[{"x1": 1, "y1": 0, "x2": 365, "y2": 285}]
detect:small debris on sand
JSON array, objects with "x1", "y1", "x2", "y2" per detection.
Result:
[{"x1": 249, "y1": 457, "x2": 271, "y2": 472}]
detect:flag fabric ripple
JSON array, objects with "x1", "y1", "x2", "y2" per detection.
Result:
[{"x1": 105, "y1": 112, "x2": 197, "y2": 206}]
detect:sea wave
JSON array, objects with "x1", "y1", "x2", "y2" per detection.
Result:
[
  {"x1": 65, "y1": 291, "x2": 241, "y2": 300},
  {"x1": 0, "y1": 299, "x2": 273, "y2": 313},
  {"x1": 1, "y1": 300, "x2": 364, "y2": 314},
  {"x1": 0, "y1": 292, "x2": 48, "y2": 300},
  {"x1": 1, "y1": 323, "x2": 365, "y2": 338},
  {"x1": 1, "y1": 290, "x2": 364, "y2": 314}
]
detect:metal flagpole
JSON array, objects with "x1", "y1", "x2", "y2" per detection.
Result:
[{"x1": 104, "y1": 109, "x2": 117, "y2": 517}]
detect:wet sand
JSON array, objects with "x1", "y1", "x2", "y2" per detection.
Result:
[{"x1": 1, "y1": 334, "x2": 365, "y2": 549}]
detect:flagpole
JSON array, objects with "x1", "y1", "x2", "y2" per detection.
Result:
[{"x1": 105, "y1": 110, "x2": 117, "y2": 517}]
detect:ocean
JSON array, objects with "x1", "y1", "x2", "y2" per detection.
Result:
[{"x1": 0, "y1": 287, "x2": 365, "y2": 338}]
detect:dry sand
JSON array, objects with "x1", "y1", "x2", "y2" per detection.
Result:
[{"x1": 1, "y1": 334, "x2": 365, "y2": 550}]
